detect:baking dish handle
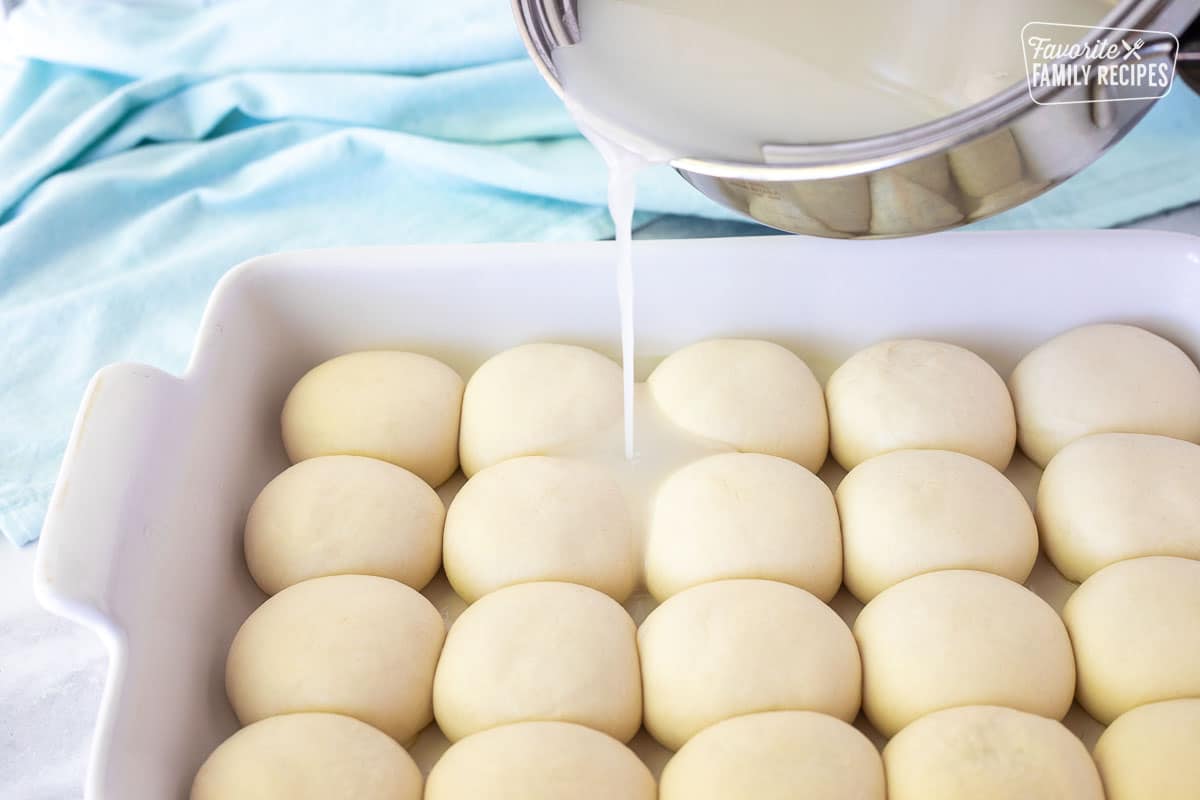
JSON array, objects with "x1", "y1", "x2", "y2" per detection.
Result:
[{"x1": 34, "y1": 363, "x2": 184, "y2": 629}]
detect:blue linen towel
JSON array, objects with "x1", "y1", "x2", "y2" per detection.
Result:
[{"x1": 2, "y1": 0, "x2": 1199, "y2": 545}]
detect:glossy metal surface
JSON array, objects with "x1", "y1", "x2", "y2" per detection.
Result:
[{"x1": 514, "y1": 0, "x2": 1200, "y2": 237}]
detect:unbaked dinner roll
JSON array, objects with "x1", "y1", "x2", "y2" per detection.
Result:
[
  {"x1": 1093, "y1": 698, "x2": 1200, "y2": 800},
  {"x1": 837, "y1": 449, "x2": 1037, "y2": 602},
  {"x1": 432, "y1": 582, "x2": 641, "y2": 743},
  {"x1": 645, "y1": 452, "x2": 841, "y2": 602},
  {"x1": 1009, "y1": 324, "x2": 1200, "y2": 466},
  {"x1": 853, "y1": 570, "x2": 1074, "y2": 737},
  {"x1": 443, "y1": 456, "x2": 635, "y2": 603},
  {"x1": 281, "y1": 351, "x2": 464, "y2": 486},
  {"x1": 244, "y1": 455, "x2": 444, "y2": 595},
  {"x1": 225, "y1": 575, "x2": 445, "y2": 743},
  {"x1": 424, "y1": 721, "x2": 655, "y2": 800},
  {"x1": 646, "y1": 339, "x2": 828, "y2": 472},
  {"x1": 883, "y1": 705, "x2": 1104, "y2": 800},
  {"x1": 1063, "y1": 556, "x2": 1200, "y2": 724},
  {"x1": 825, "y1": 339, "x2": 1015, "y2": 471},
  {"x1": 1037, "y1": 433, "x2": 1200, "y2": 582},
  {"x1": 638, "y1": 579, "x2": 861, "y2": 751},
  {"x1": 191, "y1": 713, "x2": 422, "y2": 800},
  {"x1": 659, "y1": 711, "x2": 885, "y2": 800},
  {"x1": 458, "y1": 343, "x2": 621, "y2": 476}
]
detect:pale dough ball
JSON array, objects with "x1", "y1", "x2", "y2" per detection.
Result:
[
  {"x1": 645, "y1": 452, "x2": 841, "y2": 602},
  {"x1": 646, "y1": 339, "x2": 829, "y2": 472},
  {"x1": 1009, "y1": 324, "x2": 1200, "y2": 467},
  {"x1": 884, "y1": 705, "x2": 1104, "y2": 800},
  {"x1": 837, "y1": 449, "x2": 1037, "y2": 602},
  {"x1": 281, "y1": 351, "x2": 464, "y2": 486},
  {"x1": 432, "y1": 581, "x2": 641, "y2": 742},
  {"x1": 826, "y1": 339, "x2": 1015, "y2": 471},
  {"x1": 1094, "y1": 699, "x2": 1200, "y2": 800},
  {"x1": 1063, "y1": 556, "x2": 1200, "y2": 724},
  {"x1": 191, "y1": 713, "x2": 422, "y2": 800},
  {"x1": 458, "y1": 343, "x2": 621, "y2": 476},
  {"x1": 638, "y1": 579, "x2": 861, "y2": 751},
  {"x1": 1038, "y1": 433, "x2": 1200, "y2": 582},
  {"x1": 659, "y1": 711, "x2": 885, "y2": 800},
  {"x1": 425, "y1": 721, "x2": 655, "y2": 800},
  {"x1": 443, "y1": 456, "x2": 635, "y2": 603},
  {"x1": 226, "y1": 575, "x2": 445, "y2": 742},
  {"x1": 244, "y1": 455, "x2": 444, "y2": 595},
  {"x1": 854, "y1": 569, "x2": 1074, "y2": 737}
]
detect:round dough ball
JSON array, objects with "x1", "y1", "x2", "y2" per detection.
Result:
[
  {"x1": 192, "y1": 713, "x2": 422, "y2": 800},
  {"x1": 854, "y1": 570, "x2": 1074, "y2": 737},
  {"x1": 1009, "y1": 324, "x2": 1200, "y2": 467},
  {"x1": 1094, "y1": 699, "x2": 1200, "y2": 800},
  {"x1": 645, "y1": 452, "x2": 841, "y2": 602},
  {"x1": 646, "y1": 339, "x2": 829, "y2": 472},
  {"x1": 458, "y1": 343, "x2": 621, "y2": 476},
  {"x1": 659, "y1": 711, "x2": 885, "y2": 800},
  {"x1": 638, "y1": 579, "x2": 861, "y2": 751},
  {"x1": 244, "y1": 455, "x2": 444, "y2": 595},
  {"x1": 432, "y1": 582, "x2": 641, "y2": 743},
  {"x1": 226, "y1": 575, "x2": 445, "y2": 742},
  {"x1": 883, "y1": 705, "x2": 1104, "y2": 800},
  {"x1": 1037, "y1": 433, "x2": 1200, "y2": 582},
  {"x1": 425, "y1": 721, "x2": 655, "y2": 800},
  {"x1": 826, "y1": 339, "x2": 1015, "y2": 470},
  {"x1": 1063, "y1": 556, "x2": 1200, "y2": 724},
  {"x1": 443, "y1": 457, "x2": 635, "y2": 603},
  {"x1": 837, "y1": 449, "x2": 1037, "y2": 602},
  {"x1": 281, "y1": 351, "x2": 464, "y2": 486}
]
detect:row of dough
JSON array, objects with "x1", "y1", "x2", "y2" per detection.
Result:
[
  {"x1": 245, "y1": 428, "x2": 1200, "y2": 611},
  {"x1": 197, "y1": 701, "x2": 1200, "y2": 800},
  {"x1": 244, "y1": 447, "x2": 1033, "y2": 605},
  {"x1": 279, "y1": 323, "x2": 1200, "y2": 486},
  {"x1": 200, "y1": 567, "x2": 1200, "y2": 799},
  {"x1": 221, "y1": 560, "x2": 1200, "y2": 752}
]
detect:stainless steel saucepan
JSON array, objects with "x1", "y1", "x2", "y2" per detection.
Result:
[{"x1": 514, "y1": 0, "x2": 1200, "y2": 237}]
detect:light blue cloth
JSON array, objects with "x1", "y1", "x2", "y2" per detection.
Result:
[{"x1": 2, "y1": 0, "x2": 1199, "y2": 545}]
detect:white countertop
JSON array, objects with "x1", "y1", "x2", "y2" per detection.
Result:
[
  {"x1": 4, "y1": 211, "x2": 1199, "y2": 800},
  {"x1": 0, "y1": 545, "x2": 104, "y2": 800}
]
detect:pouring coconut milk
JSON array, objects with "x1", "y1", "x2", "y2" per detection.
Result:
[{"x1": 542, "y1": 0, "x2": 1121, "y2": 461}]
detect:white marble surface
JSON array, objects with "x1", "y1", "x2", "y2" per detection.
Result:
[
  {"x1": 3, "y1": 210, "x2": 1199, "y2": 800},
  {"x1": 0, "y1": 545, "x2": 104, "y2": 800}
]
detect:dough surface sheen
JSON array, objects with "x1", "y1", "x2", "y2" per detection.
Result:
[
  {"x1": 883, "y1": 705, "x2": 1104, "y2": 800},
  {"x1": 191, "y1": 713, "x2": 423, "y2": 800},
  {"x1": 854, "y1": 569, "x2": 1074, "y2": 737},
  {"x1": 659, "y1": 710, "x2": 885, "y2": 800},
  {"x1": 826, "y1": 339, "x2": 1015, "y2": 471},
  {"x1": 1063, "y1": 556, "x2": 1200, "y2": 724},
  {"x1": 638, "y1": 578, "x2": 861, "y2": 751},
  {"x1": 1009, "y1": 324, "x2": 1200, "y2": 466},
  {"x1": 225, "y1": 574, "x2": 445, "y2": 742},
  {"x1": 433, "y1": 581, "x2": 642, "y2": 743},
  {"x1": 647, "y1": 339, "x2": 829, "y2": 472},
  {"x1": 646, "y1": 452, "x2": 842, "y2": 602},
  {"x1": 244, "y1": 455, "x2": 444, "y2": 595},
  {"x1": 424, "y1": 721, "x2": 655, "y2": 800},
  {"x1": 281, "y1": 350, "x2": 464, "y2": 486}
]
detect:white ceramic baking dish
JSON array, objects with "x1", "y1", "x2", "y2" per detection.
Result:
[{"x1": 33, "y1": 230, "x2": 1200, "y2": 799}]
